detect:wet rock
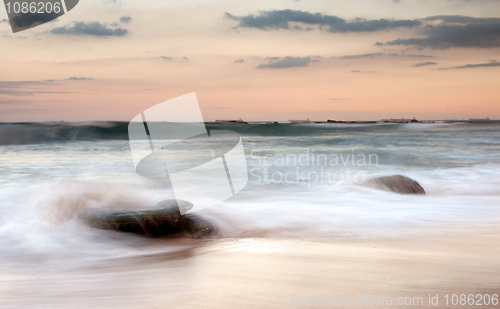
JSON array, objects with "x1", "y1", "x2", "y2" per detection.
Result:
[
  {"x1": 369, "y1": 175, "x2": 425, "y2": 195},
  {"x1": 82, "y1": 200, "x2": 216, "y2": 238}
]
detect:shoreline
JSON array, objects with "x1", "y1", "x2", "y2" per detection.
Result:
[
  {"x1": 2, "y1": 221, "x2": 499, "y2": 308},
  {"x1": 166, "y1": 222, "x2": 500, "y2": 308}
]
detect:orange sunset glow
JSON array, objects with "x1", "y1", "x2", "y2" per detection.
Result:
[{"x1": 1, "y1": 0, "x2": 499, "y2": 122}]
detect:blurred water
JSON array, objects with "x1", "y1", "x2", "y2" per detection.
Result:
[{"x1": 0, "y1": 122, "x2": 499, "y2": 272}]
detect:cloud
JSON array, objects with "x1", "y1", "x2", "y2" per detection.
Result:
[
  {"x1": 227, "y1": 11, "x2": 500, "y2": 50},
  {"x1": 330, "y1": 98, "x2": 349, "y2": 100},
  {"x1": 51, "y1": 21, "x2": 128, "y2": 36},
  {"x1": 437, "y1": 61, "x2": 500, "y2": 70},
  {"x1": 156, "y1": 56, "x2": 189, "y2": 62},
  {"x1": 413, "y1": 61, "x2": 437, "y2": 67},
  {"x1": 380, "y1": 15, "x2": 500, "y2": 49},
  {"x1": 0, "y1": 89, "x2": 69, "y2": 96},
  {"x1": 338, "y1": 52, "x2": 433, "y2": 60},
  {"x1": 0, "y1": 80, "x2": 72, "y2": 96},
  {"x1": 68, "y1": 76, "x2": 93, "y2": 80},
  {"x1": 234, "y1": 58, "x2": 245, "y2": 63},
  {"x1": 340, "y1": 53, "x2": 384, "y2": 60},
  {"x1": 398, "y1": 54, "x2": 434, "y2": 58},
  {"x1": 120, "y1": 16, "x2": 132, "y2": 23},
  {"x1": 0, "y1": 80, "x2": 55, "y2": 88},
  {"x1": 257, "y1": 56, "x2": 312, "y2": 69},
  {"x1": 423, "y1": 15, "x2": 500, "y2": 24},
  {"x1": 225, "y1": 10, "x2": 421, "y2": 33},
  {"x1": 351, "y1": 70, "x2": 375, "y2": 73}
]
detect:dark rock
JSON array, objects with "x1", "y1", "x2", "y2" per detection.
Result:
[
  {"x1": 82, "y1": 200, "x2": 216, "y2": 238},
  {"x1": 369, "y1": 175, "x2": 425, "y2": 195}
]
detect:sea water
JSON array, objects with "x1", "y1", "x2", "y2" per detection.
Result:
[{"x1": 0, "y1": 122, "x2": 499, "y2": 270}]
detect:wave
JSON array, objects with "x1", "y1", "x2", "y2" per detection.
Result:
[
  {"x1": 0, "y1": 122, "x2": 129, "y2": 145},
  {"x1": 0, "y1": 121, "x2": 492, "y2": 145}
]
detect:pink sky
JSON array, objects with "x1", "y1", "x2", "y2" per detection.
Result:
[{"x1": 1, "y1": 0, "x2": 499, "y2": 121}]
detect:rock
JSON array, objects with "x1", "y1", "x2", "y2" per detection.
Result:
[
  {"x1": 82, "y1": 200, "x2": 216, "y2": 238},
  {"x1": 369, "y1": 175, "x2": 425, "y2": 195}
]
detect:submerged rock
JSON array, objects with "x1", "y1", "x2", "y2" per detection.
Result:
[
  {"x1": 369, "y1": 175, "x2": 425, "y2": 195},
  {"x1": 82, "y1": 200, "x2": 216, "y2": 238}
]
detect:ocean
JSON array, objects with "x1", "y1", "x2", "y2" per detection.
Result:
[
  {"x1": 1, "y1": 121, "x2": 500, "y2": 275},
  {"x1": 1, "y1": 121, "x2": 500, "y2": 307}
]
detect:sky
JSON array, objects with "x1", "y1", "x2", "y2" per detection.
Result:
[{"x1": 0, "y1": 0, "x2": 499, "y2": 121}]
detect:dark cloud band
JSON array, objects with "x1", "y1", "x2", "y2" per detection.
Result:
[
  {"x1": 225, "y1": 10, "x2": 420, "y2": 33},
  {"x1": 227, "y1": 10, "x2": 500, "y2": 49},
  {"x1": 52, "y1": 21, "x2": 128, "y2": 36},
  {"x1": 380, "y1": 16, "x2": 500, "y2": 49}
]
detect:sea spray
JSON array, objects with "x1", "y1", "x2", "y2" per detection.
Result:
[{"x1": 0, "y1": 122, "x2": 499, "y2": 267}]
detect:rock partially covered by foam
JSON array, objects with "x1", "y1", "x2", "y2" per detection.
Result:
[
  {"x1": 369, "y1": 175, "x2": 425, "y2": 195},
  {"x1": 82, "y1": 200, "x2": 216, "y2": 238}
]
